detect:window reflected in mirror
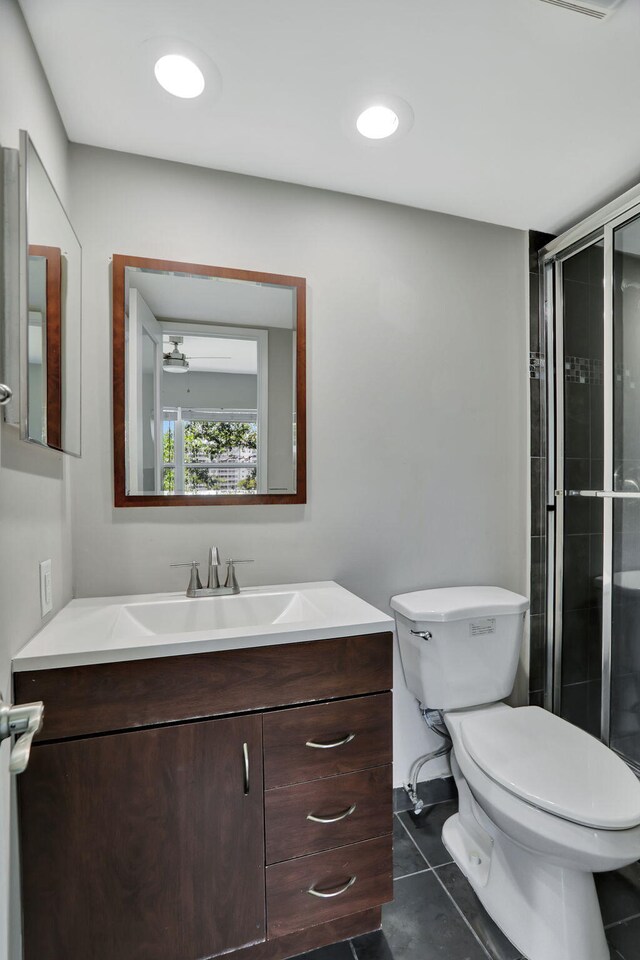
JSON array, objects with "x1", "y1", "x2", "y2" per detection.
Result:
[{"x1": 113, "y1": 256, "x2": 306, "y2": 506}]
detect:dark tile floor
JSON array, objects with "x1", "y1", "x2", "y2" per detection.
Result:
[{"x1": 294, "y1": 797, "x2": 640, "y2": 960}]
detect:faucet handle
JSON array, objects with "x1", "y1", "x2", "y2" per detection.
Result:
[
  {"x1": 224, "y1": 559, "x2": 254, "y2": 591},
  {"x1": 170, "y1": 561, "x2": 202, "y2": 596}
]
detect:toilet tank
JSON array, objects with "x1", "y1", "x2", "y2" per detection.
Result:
[{"x1": 391, "y1": 586, "x2": 529, "y2": 711}]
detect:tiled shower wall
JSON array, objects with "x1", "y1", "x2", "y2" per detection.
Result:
[{"x1": 529, "y1": 230, "x2": 554, "y2": 707}]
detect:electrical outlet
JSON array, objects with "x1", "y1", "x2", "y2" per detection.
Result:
[{"x1": 39, "y1": 559, "x2": 53, "y2": 617}]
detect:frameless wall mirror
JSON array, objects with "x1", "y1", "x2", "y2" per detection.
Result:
[
  {"x1": 112, "y1": 255, "x2": 306, "y2": 506},
  {"x1": 2, "y1": 131, "x2": 82, "y2": 455}
]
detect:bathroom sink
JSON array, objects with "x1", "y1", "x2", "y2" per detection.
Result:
[
  {"x1": 13, "y1": 581, "x2": 393, "y2": 671},
  {"x1": 115, "y1": 590, "x2": 320, "y2": 636}
]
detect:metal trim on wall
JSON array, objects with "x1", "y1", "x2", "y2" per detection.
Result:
[
  {"x1": 601, "y1": 222, "x2": 614, "y2": 746},
  {"x1": 543, "y1": 260, "x2": 555, "y2": 713},
  {"x1": 541, "y1": 181, "x2": 640, "y2": 260},
  {"x1": 552, "y1": 259, "x2": 564, "y2": 716}
]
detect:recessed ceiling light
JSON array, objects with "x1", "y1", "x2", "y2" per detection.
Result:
[
  {"x1": 154, "y1": 54, "x2": 205, "y2": 99},
  {"x1": 356, "y1": 105, "x2": 400, "y2": 140}
]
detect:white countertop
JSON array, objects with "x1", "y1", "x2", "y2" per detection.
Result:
[{"x1": 13, "y1": 581, "x2": 394, "y2": 672}]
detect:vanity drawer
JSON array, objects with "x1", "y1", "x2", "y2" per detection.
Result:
[
  {"x1": 265, "y1": 764, "x2": 392, "y2": 864},
  {"x1": 263, "y1": 693, "x2": 392, "y2": 789},
  {"x1": 266, "y1": 835, "x2": 392, "y2": 938}
]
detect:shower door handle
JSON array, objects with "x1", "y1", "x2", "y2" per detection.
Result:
[{"x1": 564, "y1": 490, "x2": 640, "y2": 499}]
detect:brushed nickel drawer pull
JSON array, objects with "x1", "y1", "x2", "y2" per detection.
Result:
[
  {"x1": 242, "y1": 742, "x2": 249, "y2": 795},
  {"x1": 307, "y1": 803, "x2": 357, "y2": 824},
  {"x1": 305, "y1": 733, "x2": 355, "y2": 749},
  {"x1": 307, "y1": 875, "x2": 357, "y2": 898}
]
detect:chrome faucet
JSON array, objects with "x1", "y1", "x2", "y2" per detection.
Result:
[{"x1": 171, "y1": 547, "x2": 253, "y2": 597}]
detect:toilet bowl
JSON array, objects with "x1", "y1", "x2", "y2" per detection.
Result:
[
  {"x1": 445, "y1": 703, "x2": 640, "y2": 960},
  {"x1": 391, "y1": 585, "x2": 640, "y2": 960}
]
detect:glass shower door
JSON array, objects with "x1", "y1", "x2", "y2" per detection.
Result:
[
  {"x1": 556, "y1": 240, "x2": 604, "y2": 738},
  {"x1": 553, "y1": 210, "x2": 640, "y2": 770}
]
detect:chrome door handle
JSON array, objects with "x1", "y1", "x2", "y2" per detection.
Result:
[
  {"x1": 0, "y1": 699, "x2": 44, "y2": 774},
  {"x1": 305, "y1": 733, "x2": 355, "y2": 749},
  {"x1": 242, "y1": 741, "x2": 249, "y2": 795},
  {"x1": 307, "y1": 803, "x2": 357, "y2": 824},
  {"x1": 307, "y1": 875, "x2": 356, "y2": 898},
  {"x1": 411, "y1": 630, "x2": 432, "y2": 640},
  {"x1": 0, "y1": 384, "x2": 13, "y2": 406}
]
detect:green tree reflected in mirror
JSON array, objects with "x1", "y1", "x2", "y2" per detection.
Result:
[{"x1": 163, "y1": 418, "x2": 257, "y2": 494}]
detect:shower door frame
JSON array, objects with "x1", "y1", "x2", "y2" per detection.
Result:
[{"x1": 541, "y1": 181, "x2": 640, "y2": 762}]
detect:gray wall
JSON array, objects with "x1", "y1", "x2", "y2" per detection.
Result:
[
  {"x1": 69, "y1": 143, "x2": 528, "y2": 786},
  {"x1": 0, "y1": 2, "x2": 73, "y2": 957},
  {"x1": 162, "y1": 370, "x2": 258, "y2": 410}
]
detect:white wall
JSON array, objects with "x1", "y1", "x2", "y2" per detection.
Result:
[
  {"x1": 69, "y1": 143, "x2": 528, "y2": 789},
  {"x1": 0, "y1": 3, "x2": 72, "y2": 958}
]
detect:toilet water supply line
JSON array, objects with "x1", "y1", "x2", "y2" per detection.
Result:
[{"x1": 404, "y1": 706, "x2": 452, "y2": 814}]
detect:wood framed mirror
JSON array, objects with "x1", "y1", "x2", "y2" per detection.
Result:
[
  {"x1": 2, "y1": 131, "x2": 82, "y2": 455},
  {"x1": 112, "y1": 255, "x2": 306, "y2": 506}
]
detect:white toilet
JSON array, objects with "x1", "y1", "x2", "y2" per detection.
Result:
[{"x1": 391, "y1": 585, "x2": 640, "y2": 960}]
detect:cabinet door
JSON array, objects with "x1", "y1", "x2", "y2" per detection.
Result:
[{"x1": 19, "y1": 714, "x2": 265, "y2": 960}]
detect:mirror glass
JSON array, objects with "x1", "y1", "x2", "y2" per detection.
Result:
[
  {"x1": 25, "y1": 133, "x2": 82, "y2": 455},
  {"x1": 114, "y1": 258, "x2": 305, "y2": 505}
]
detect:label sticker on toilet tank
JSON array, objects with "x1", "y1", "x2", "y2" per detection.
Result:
[{"x1": 470, "y1": 618, "x2": 496, "y2": 637}]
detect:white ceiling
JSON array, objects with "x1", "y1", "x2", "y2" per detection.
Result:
[
  {"x1": 127, "y1": 270, "x2": 296, "y2": 328},
  {"x1": 19, "y1": 0, "x2": 640, "y2": 232}
]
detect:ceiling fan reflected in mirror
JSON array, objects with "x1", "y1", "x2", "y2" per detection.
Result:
[{"x1": 162, "y1": 336, "x2": 231, "y2": 374}]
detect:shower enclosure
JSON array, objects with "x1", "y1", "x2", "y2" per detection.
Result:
[{"x1": 542, "y1": 188, "x2": 640, "y2": 772}]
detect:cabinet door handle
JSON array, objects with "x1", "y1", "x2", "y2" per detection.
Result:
[
  {"x1": 307, "y1": 875, "x2": 357, "y2": 898},
  {"x1": 307, "y1": 803, "x2": 357, "y2": 824},
  {"x1": 242, "y1": 742, "x2": 249, "y2": 795},
  {"x1": 305, "y1": 733, "x2": 355, "y2": 749}
]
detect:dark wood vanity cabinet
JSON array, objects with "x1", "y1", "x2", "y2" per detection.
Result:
[
  {"x1": 15, "y1": 632, "x2": 394, "y2": 960},
  {"x1": 19, "y1": 715, "x2": 266, "y2": 960}
]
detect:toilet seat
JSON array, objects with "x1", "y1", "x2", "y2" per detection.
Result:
[{"x1": 459, "y1": 706, "x2": 640, "y2": 830}]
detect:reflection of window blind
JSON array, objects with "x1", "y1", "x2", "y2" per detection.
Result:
[{"x1": 163, "y1": 408, "x2": 257, "y2": 424}]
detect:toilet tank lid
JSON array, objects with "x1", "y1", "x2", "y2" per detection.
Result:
[{"x1": 390, "y1": 586, "x2": 529, "y2": 622}]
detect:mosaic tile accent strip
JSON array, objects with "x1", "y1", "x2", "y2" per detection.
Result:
[
  {"x1": 564, "y1": 356, "x2": 603, "y2": 385},
  {"x1": 615, "y1": 363, "x2": 637, "y2": 390},
  {"x1": 529, "y1": 352, "x2": 544, "y2": 379}
]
